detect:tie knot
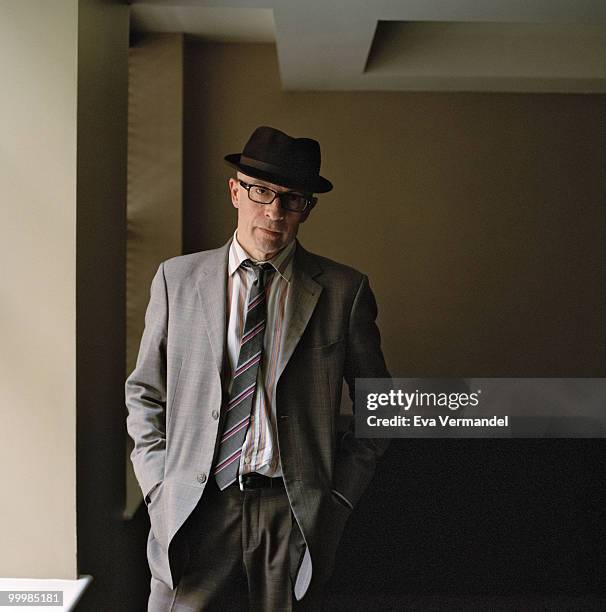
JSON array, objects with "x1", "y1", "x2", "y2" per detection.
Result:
[{"x1": 241, "y1": 260, "x2": 274, "y2": 288}]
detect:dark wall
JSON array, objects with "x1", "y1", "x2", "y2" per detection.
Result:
[
  {"x1": 331, "y1": 439, "x2": 606, "y2": 607},
  {"x1": 76, "y1": 2, "x2": 149, "y2": 611}
]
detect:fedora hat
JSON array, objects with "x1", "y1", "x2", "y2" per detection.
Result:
[{"x1": 225, "y1": 126, "x2": 333, "y2": 194}]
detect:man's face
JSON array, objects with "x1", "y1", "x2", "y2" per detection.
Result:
[{"x1": 228, "y1": 172, "x2": 311, "y2": 261}]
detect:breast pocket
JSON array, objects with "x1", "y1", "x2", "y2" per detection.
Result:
[
  {"x1": 296, "y1": 338, "x2": 345, "y2": 380},
  {"x1": 294, "y1": 338, "x2": 346, "y2": 419},
  {"x1": 298, "y1": 336, "x2": 344, "y2": 352}
]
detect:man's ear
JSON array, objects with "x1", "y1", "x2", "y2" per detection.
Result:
[
  {"x1": 299, "y1": 198, "x2": 317, "y2": 223},
  {"x1": 228, "y1": 177, "x2": 239, "y2": 208}
]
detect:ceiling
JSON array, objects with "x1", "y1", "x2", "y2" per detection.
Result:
[{"x1": 130, "y1": 0, "x2": 606, "y2": 93}]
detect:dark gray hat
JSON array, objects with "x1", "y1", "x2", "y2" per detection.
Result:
[{"x1": 225, "y1": 126, "x2": 333, "y2": 194}]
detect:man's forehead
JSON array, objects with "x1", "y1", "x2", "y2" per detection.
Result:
[{"x1": 236, "y1": 172, "x2": 308, "y2": 195}]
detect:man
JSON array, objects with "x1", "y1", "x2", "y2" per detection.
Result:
[{"x1": 126, "y1": 126, "x2": 390, "y2": 611}]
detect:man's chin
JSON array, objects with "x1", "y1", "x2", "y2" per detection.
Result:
[{"x1": 254, "y1": 237, "x2": 286, "y2": 259}]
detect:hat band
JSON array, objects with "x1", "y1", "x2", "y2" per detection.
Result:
[{"x1": 239, "y1": 155, "x2": 314, "y2": 181}]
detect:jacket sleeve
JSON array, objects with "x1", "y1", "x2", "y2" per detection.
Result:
[
  {"x1": 125, "y1": 262, "x2": 168, "y2": 503},
  {"x1": 332, "y1": 274, "x2": 391, "y2": 509}
]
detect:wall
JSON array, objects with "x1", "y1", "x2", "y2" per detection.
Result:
[
  {"x1": 75, "y1": 2, "x2": 151, "y2": 610},
  {"x1": 0, "y1": 0, "x2": 79, "y2": 579},
  {"x1": 184, "y1": 42, "x2": 606, "y2": 380},
  {"x1": 125, "y1": 33, "x2": 184, "y2": 519}
]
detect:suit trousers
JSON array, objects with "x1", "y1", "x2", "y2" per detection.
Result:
[{"x1": 148, "y1": 480, "x2": 325, "y2": 612}]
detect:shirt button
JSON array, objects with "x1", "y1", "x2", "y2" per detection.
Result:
[
  {"x1": 197, "y1": 473, "x2": 207, "y2": 484},
  {"x1": 244, "y1": 457, "x2": 250, "y2": 465},
  {"x1": 211, "y1": 410, "x2": 219, "y2": 420}
]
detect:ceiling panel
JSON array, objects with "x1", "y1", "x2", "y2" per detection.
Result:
[{"x1": 130, "y1": 1, "x2": 606, "y2": 92}]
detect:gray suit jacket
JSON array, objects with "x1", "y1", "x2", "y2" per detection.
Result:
[{"x1": 125, "y1": 238, "x2": 390, "y2": 597}]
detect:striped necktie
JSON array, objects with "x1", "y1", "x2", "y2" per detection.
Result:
[{"x1": 213, "y1": 260, "x2": 274, "y2": 490}]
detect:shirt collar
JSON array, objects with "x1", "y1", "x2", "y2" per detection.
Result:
[{"x1": 228, "y1": 230, "x2": 296, "y2": 282}]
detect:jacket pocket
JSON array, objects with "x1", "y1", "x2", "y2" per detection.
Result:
[
  {"x1": 147, "y1": 480, "x2": 168, "y2": 548},
  {"x1": 145, "y1": 480, "x2": 164, "y2": 507},
  {"x1": 316, "y1": 488, "x2": 353, "y2": 582},
  {"x1": 330, "y1": 488, "x2": 354, "y2": 510}
]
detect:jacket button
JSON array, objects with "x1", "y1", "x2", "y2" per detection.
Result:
[
  {"x1": 197, "y1": 473, "x2": 207, "y2": 484},
  {"x1": 211, "y1": 410, "x2": 219, "y2": 420}
]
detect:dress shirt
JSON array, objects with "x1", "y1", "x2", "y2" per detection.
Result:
[{"x1": 226, "y1": 232, "x2": 295, "y2": 477}]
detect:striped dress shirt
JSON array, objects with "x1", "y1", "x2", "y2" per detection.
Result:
[{"x1": 226, "y1": 232, "x2": 295, "y2": 478}]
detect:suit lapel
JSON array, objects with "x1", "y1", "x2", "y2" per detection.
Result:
[
  {"x1": 194, "y1": 239, "x2": 322, "y2": 380},
  {"x1": 195, "y1": 240, "x2": 231, "y2": 374},
  {"x1": 276, "y1": 244, "x2": 323, "y2": 382}
]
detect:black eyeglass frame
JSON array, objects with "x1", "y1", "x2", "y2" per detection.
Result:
[{"x1": 238, "y1": 180, "x2": 317, "y2": 213}]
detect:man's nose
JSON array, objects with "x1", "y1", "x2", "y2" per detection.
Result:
[{"x1": 264, "y1": 198, "x2": 284, "y2": 221}]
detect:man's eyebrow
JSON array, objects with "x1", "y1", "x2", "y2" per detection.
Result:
[{"x1": 239, "y1": 176, "x2": 271, "y2": 188}]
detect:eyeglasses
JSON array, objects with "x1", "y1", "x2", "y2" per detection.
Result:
[{"x1": 239, "y1": 180, "x2": 317, "y2": 213}]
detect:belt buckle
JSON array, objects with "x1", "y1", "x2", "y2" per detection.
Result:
[{"x1": 238, "y1": 473, "x2": 245, "y2": 491}]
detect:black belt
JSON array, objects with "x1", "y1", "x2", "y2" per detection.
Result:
[{"x1": 238, "y1": 473, "x2": 285, "y2": 491}]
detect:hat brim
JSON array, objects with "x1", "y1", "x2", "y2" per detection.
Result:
[{"x1": 224, "y1": 154, "x2": 333, "y2": 194}]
